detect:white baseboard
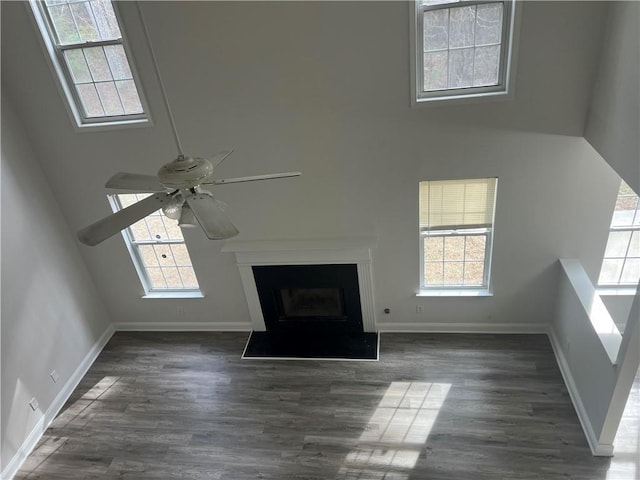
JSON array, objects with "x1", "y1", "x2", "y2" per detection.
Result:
[
  {"x1": 112, "y1": 321, "x2": 253, "y2": 332},
  {"x1": 547, "y1": 327, "x2": 614, "y2": 456},
  {"x1": 376, "y1": 322, "x2": 549, "y2": 334},
  {"x1": 1, "y1": 324, "x2": 115, "y2": 480}
]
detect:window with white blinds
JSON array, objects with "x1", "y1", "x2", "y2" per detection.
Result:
[{"x1": 419, "y1": 178, "x2": 497, "y2": 289}]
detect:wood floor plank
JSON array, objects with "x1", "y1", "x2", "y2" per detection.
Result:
[{"x1": 14, "y1": 332, "x2": 635, "y2": 480}]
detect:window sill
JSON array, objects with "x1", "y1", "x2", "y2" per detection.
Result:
[
  {"x1": 596, "y1": 287, "x2": 638, "y2": 297},
  {"x1": 412, "y1": 89, "x2": 512, "y2": 107},
  {"x1": 75, "y1": 117, "x2": 152, "y2": 132},
  {"x1": 417, "y1": 289, "x2": 493, "y2": 297},
  {"x1": 142, "y1": 291, "x2": 204, "y2": 299}
]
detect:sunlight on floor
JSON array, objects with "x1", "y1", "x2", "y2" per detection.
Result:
[
  {"x1": 80, "y1": 376, "x2": 122, "y2": 399},
  {"x1": 18, "y1": 376, "x2": 122, "y2": 474},
  {"x1": 336, "y1": 381, "x2": 451, "y2": 479}
]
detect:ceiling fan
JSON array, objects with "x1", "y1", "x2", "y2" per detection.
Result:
[{"x1": 77, "y1": 4, "x2": 300, "y2": 247}]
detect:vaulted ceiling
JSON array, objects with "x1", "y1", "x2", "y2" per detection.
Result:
[{"x1": 1, "y1": 1, "x2": 632, "y2": 326}]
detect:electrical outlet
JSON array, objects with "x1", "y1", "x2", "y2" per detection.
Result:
[
  {"x1": 416, "y1": 305, "x2": 424, "y2": 314},
  {"x1": 50, "y1": 370, "x2": 60, "y2": 383},
  {"x1": 29, "y1": 397, "x2": 39, "y2": 411}
]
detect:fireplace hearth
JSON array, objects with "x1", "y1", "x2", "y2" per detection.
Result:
[{"x1": 223, "y1": 238, "x2": 379, "y2": 359}]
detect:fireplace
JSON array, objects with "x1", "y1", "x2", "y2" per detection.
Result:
[
  {"x1": 222, "y1": 237, "x2": 378, "y2": 333},
  {"x1": 253, "y1": 264, "x2": 363, "y2": 333}
]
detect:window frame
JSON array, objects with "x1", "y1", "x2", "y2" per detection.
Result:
[
  {"x1": 410, "y1": 0, "x2": 518, "y2": 105},
  {"x1": 598, "y1": 182, "x2": 640, "y2": 289},
  {"x1": 108, "y1": 195, "x2": 203, "y2": 299},
  {"x1": 418, "y1": 178, "x2": 498, "y2": 294},
  {"x1": 29, "y1": 0, "x2": 151, "y2": 129},
  {"x1": 419, "y1": 227, "x2": 493, "y2": 290}
]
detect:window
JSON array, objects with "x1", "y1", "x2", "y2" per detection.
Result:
[
  {"x1": 598, "y1": 181, "x2": 640, "y2": 287},
  {"x1": 419, "y1": 178, "x2": 497, "y2": 292},
  {"x1": 30, "y1": 0, "x2": 148, "y2": 127},
  {"x1": 411, "y1": 0, "x2": 516, "y2": 103},
  {"x1": 110, "y1": 194, "x2": 202, "y2": 298}
]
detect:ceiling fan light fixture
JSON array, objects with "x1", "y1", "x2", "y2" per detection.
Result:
[
  {"x1": 178, "y1": 204, "x2": 198, "y2": 228},
  {"x1": 162, "y1": 194, "x2": 184, "y2": 220}
]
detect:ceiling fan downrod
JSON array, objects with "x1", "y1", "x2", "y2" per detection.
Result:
[{"x1": 137, "y1": 2, "x2": 184, "y2": 158}]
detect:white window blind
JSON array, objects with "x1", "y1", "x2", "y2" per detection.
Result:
[
  {"x1": 419, "y1": 177, "x2": 497, "y2": 290},
  {"x1": 419, "y1": 178, "x2": 497, "y2": 231}
]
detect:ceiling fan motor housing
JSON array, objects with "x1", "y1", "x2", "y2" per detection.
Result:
[{"x1": 158, "y1": 155, "x2": 214, "y2": 189}]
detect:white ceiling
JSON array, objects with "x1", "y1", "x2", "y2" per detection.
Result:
[{"x1": 1, "y1": 1, "x2": 608, "y2": 225}]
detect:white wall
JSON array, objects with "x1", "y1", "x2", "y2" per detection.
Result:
[
  {"x1": 552, "y1": 264, "x2": 640, "y2": 454},
  {"x1": 550, "y1": 0, "x2": 640, "y2": 456},
  {"x1": 376, "y1": 129, "x2": 620, "y2": 329},
  {"x1": 1, "y1": 1, "x2": 616, "y2": 332},
  {"x1": 1, "y1": 93, "x2": 112, "y2": 476},
  {"x1": 585, "y1": 1, "x2": 640, "y2": 194},
  {"x1": 552, "y1": 263, "x2": 620, "y2": 454}
]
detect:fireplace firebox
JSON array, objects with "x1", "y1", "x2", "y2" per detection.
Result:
[
  {"x1": 252, "y1": 264, "x2": 363, "y2": 333},
  {"x1": 277, "y1": 287, "x2": 346, "y2": 321}
]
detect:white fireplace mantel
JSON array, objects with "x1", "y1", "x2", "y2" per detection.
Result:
[{"x1": 222, "y1": 237, "x2": 378, "y2": 332}]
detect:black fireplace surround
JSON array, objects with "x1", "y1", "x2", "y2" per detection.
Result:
[
  {"x1": 252, "y1": 264, "x2": 364, "y2": 334},
  {"x1": 245, "y1": 263, "x2": 377, "y2": 359}
]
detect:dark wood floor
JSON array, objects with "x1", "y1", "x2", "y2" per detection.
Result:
[{"x1": 15, "y1": 333, "x2": 637, "y2": 479}]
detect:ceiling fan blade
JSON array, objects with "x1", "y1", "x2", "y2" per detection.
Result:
[
  {"x1": 184, "y1": 191, "x2": 239, "y2": 240},
  {"x1": 208, "y1": 171, "x2": 302, "y2": 185},
  {"x1": 105, "y1": 172, "x2": 165, "y2": 192},
  {"x1": 209, "y1": 150, "x2": 234, "y2": 170},
  {"x1": 78, "y1": 192, "x2": 174, "y2": 246}
]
